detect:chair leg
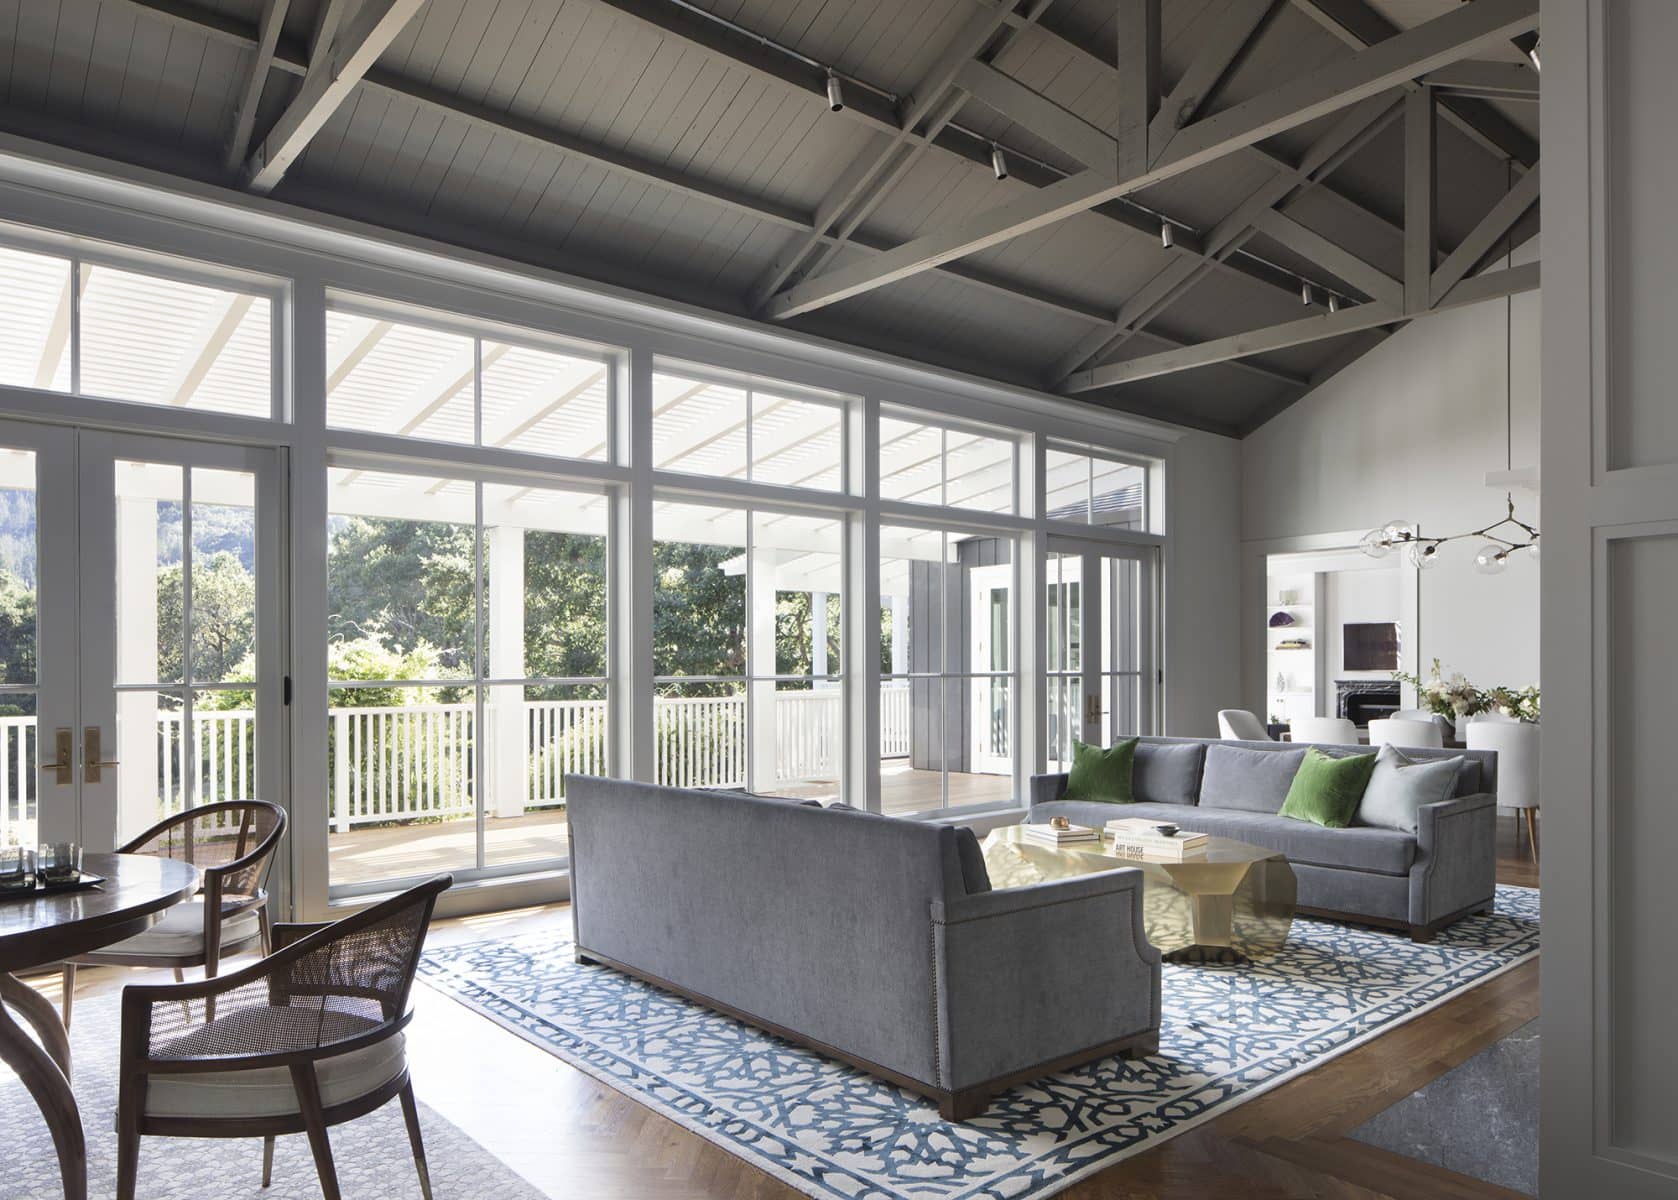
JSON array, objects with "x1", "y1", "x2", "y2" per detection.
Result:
[
  {"x1": 171, "y1": 968, "x2": 185, "y2": 984},
  {"x1": 398, "y1": 1081, "x2": 434, "y2": 1200},
  {"x1": 290, "y1": 1063, "x2": 342, "y2": 1200},
  {"x1": 258, "y1": 904, "x2": 274, "y2": 957},
  {"x1": 1524, "y1": 809, "x2": 1540, "y2": 863},
  {"x1": 261, "y1": 1135, "x2": 275, "y2": 1188},
  {"x1": 115, "y1": 1092, "x2": 141, "y2": 1200},
  {"x1": 59, "y1": 963, "x2": 75, "y2": 1032}
]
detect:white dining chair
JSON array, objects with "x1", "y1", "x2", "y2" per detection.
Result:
[
  {"x1": 1469, "y1": 709, "x2": 1521, "y2": 724},
  {"x1": 1217, "y1": 709, "x2": 1272, "y2": 741},
  {"x1": 1288, "y1": 716, "x2": 1360, "y2": 745},
  {"x1": 1466, "y1": 720, "x2": 1540, "y2": 860},
  {"x1": 1367, "y1": 718, "x2": 1445, "y2": 749}
]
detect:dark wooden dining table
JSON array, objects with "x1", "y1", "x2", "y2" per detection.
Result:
[{"x1": 0, "y1": 851, "x2": 199, "y2": 1200}]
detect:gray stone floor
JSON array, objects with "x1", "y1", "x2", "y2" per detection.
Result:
[{"x1": 1350, "y1": 1018, "x2": 1539, "y2": 1196}]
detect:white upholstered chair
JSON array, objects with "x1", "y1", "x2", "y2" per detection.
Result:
[
  {"x1": 1288, "y1": 716, "x2": 1360, "y2": 744},
  {"x1": 1367, "y1": 718, "x2": 1445, "y2": 749},
  {"x1": 1217, "y1": 709, "x2": 1272, "y2": 741},
  {"x1": 1466, "y1": 720, "x2": 1541, "y2": 860}
]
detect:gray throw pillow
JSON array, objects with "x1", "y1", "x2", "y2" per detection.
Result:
[
  {"x1": 1133, "y1": 742, "x2": 1206, "y2": 806},
  {"x1": 1199, "y1": 744, "x2": 1307, "y2": 813},
  {"x1": 1356, "y1": 744, "x2": 1464, "y2": 832}
]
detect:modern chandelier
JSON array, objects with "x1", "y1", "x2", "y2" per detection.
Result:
[{"x1": 1360, "y1": 165, "x2": 1539, "y2": 577}]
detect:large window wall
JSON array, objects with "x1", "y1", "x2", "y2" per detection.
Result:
[{"x1": 0, "y1": 202, "x2": 1168, "y2": 917}]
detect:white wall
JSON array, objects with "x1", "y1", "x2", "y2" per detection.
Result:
[
  {"x1": 1165, "y1": 429, "x2": 1242, "y2": 736},
  {"x1": 1241, "y1": 239, "x2": 1540, "y2": 708},
  {"x1": 1324, "y1": 566, "x2": 1401, "y2": 682}
]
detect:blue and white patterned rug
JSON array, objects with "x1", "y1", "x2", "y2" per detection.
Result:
[{"x1": 420, "y1": 885, "x2": 1539, "y2": 1200}]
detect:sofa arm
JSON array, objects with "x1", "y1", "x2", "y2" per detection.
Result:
[
  {"x1": 1027, "y1": 772, "x2": 1069, "y2": 809},
  {"x1": 1410, "y1": 791, "x2": 1497, "y2": 926},
  {"x1": 930, "y1": 871, "x2": 1161, "y2": 1092}
]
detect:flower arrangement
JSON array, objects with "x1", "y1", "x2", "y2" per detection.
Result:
[{"x1": 1392, "y1": 658, "x2": 1540, "y2": 722}]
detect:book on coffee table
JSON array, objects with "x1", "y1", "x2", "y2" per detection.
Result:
[
  {"x1": 1021, "y1": 822, "x2": 1100, "y2": 846},
  {"x1": 1105, "y1": 818, "x2": 1208, "y2": 860}
]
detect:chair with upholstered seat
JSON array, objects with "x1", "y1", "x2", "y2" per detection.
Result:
[
  {"x1": 114, "y1": 873, "x2": 452, "y2": 1200},
  {"x1": 1288, "y1": 716, "x2": 1360, "y2": 744},
  {"x1": 1368, "y1": 718, "x2": 1445, "y2": 749},
  {"x1": 1217, "y1": 709, "x2": 1272, "y2": 741},
  {"x1": 1466, "y1": 721, "x2": 1541, "y2": 860},
  {"x1": 62, "y1": 800, "x2": 286, "y2": 1029}
]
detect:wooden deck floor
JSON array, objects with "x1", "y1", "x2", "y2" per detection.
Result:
[{"x1": 328, "y1": 762, "x2": 1014, "y2": 887}]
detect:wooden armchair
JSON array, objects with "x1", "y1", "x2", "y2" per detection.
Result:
[
  {"x1": 62, "y1": 801, "x2": 287, "y2": 1027},
  {"x1": 114, "y1": 874, "x2": 452, "y2": 1200}
]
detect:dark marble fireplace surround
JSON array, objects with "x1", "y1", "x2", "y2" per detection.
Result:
[{"x1": 1336, "y1": 680, "x2": 1401, "y2": 726}]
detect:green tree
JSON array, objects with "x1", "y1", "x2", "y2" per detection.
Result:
[
  {"x1": 326, "y1": 517, "x2": 475, "y2": 673},
  {"x1": 652, "y1": 541, "x2": 745, "y2": 687},
  {"x1": 158, "y1": 550, "x2": 257, "y2": 683}
]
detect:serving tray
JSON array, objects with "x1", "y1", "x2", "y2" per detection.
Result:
[{"x1": 0, "y1": 870, "x2": 107, "y2": 900}]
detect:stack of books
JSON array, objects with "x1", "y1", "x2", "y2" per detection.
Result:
[
  {"x1": 1105, "y1": 818, "x2": 1209, "y2": 860},
  {"x1": 1021, "y1": 822, "x2": 1100, "y2": 847}
]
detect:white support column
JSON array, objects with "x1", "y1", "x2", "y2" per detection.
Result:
[
  {"x1": 810, "y1": 591, "x2": 828, "y2": 680},
  {"x1": 747, "y1": 541, "x2": 779, "y2": 791},
  {"x1": 116, "y1": 496, "x2": 160, "y2": 844},
  {"x1": 846, "y1": 393, "x2": 882, "y2": 813},
  {"x1": 616, "y1": 343, "x2": 655, "y2": 782},
  {"x1": 890, "y1": 596, "x2": 908, "y2": 676},
  {"x1": 487, "y1": 524, "x2": 526, "y2": 819}
]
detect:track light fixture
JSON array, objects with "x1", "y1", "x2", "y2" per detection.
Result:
[
  {"x1": 1527, "y1": 39, "x2": 1541, "y2": 72},
  {"x1": 991, "y1": 143, "x2": 1008, "y2": 181},
  {"x1": 826, "y1": 70, "x2": 844, "y2": 112},
  {"x1": 1328, "y1": 294, "x2": 1341, "y2": 314},
  {"x1": 1300, "y1": 281, "x2": 1313, "y2": 306},
  {"x1": 1160, "y1": 222, "x2": 1174, "y2": 249}
]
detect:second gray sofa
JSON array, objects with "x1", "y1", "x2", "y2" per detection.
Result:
[
  {"x1": 566, "y1": 776, "x2": 1161, "y2": 1120},
  {"x1": 1031, "y1": 736, "x2": 1500, "y2": 942}
]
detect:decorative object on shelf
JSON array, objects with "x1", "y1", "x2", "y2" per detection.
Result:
[
  {"x1": 1049, "y1": 815, "x2": 1070, "y2": 831},
  {"x1": 1359, "y1": 188, "x2": 1538, "y2": 574},
  {"x1": 1268, "y1": 611, "x2": 1297, "y2": 627},
  {"x1": 1275, "y1": 637, "x2": 1311, "y2": 651},
  {"x1": 1392, "y1": 659, "x2": 1541, "y2": 723},
  {"x1": 1275, "y1": 671, "x2": 1288, "y2": 695}
]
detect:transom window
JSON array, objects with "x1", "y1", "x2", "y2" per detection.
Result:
[
  {"x1": 325, "y1": 297, "x2": 613, "y2": 462},
  {"x1": 0, "y1": 239, "x2": 276, "y2": 419},
  {"x1": 879, "y1": 413, "x2": 1017, "y2": 514},
  {"x1": 1045, "y1": 446, "x2": 1150, "y2": 528},
  {"x1": 651, "y1": 366, "x2": 844, "y2": 491}
]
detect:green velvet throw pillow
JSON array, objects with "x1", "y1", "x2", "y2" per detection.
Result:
[
  {"x1": 1279, "y1": 747, "x2": 1377, "y2": 828},
  {"x1": 1061, "y1": 738, "x2": 1138, "y2": 804}
]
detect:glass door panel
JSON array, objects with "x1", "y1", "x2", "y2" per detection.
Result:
[
  {"x1": 1046, "y1": 539, "x2": 1158, "y2": 771},
  {"x1": 79, "y1": 434, "x2": 282, "y2": 853}
]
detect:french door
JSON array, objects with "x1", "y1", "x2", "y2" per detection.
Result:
[
  {"x1": 0, "y1": 421, "x2": 284, "y2": 856},
  {"x1": 1046, "y1": 538, "x2": 1158, "y2": 769}
]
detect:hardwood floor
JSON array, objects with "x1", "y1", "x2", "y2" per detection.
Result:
[{"x1": 41, "y1": 811, "x2": 1540, "y2": 1200}]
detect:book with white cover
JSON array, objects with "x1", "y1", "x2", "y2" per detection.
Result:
[
  {"x1": 1021, "y1": 822, "x2": 1099, "y2": 846},
  {"x1": 1104, "y1": 817, "x2": 1208, "y2": 848}
]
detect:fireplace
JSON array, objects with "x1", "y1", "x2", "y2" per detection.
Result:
[{"x1": 1336, "y1": 680, "x2": 1400, "y2": 727}]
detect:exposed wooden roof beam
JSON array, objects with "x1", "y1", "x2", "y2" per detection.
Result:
[
  {"x1": 1064, "y1": 261, "x2": 1537, "y2": 391},
  {"x1": 1252, "y1": 208, "x2": 1402, "y2": 308},
  {"x1": 224, "y1": 0, "x2": 291, "y2": 170},
  {"x1": 243, "y1": 0, "x2": 426, "y2": 193},
  {"x1": 1116, "y1": 0, "x2": 1161, "y2": 178},
  {"x1": 1431, "y1": 163, "x2": 1540, "y2": 304},
  {"x1": 764, "y1": 0, "x2": 1535, "y2": 321},
  {"x1": 1422, "y1": 60, "x2": 1540, "y2": 101},
  {"x1": 1290, "y1": 0, "x2": 1539, "y2": 167},
  {"x1": 1149, "y1": 0, "x2": 1281, "y2": 166},
  {"x1": 161, "y1": 292, "x2": 255, "y2": 405}
]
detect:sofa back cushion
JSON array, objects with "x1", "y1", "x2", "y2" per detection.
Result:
[
  {"x1": 1133, "y1": 741, "x2": 1205, "y2": 806},
  {"x1": 1356, "y1": 745, "x2": 1464, "y2": 832},
  {"x1": 1199, "y1": 744, "x2": 1307, "y2": 813}
]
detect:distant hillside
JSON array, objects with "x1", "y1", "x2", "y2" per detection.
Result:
[{"x1": 0, "y1": 489, "x2": 256, "y2": 588}]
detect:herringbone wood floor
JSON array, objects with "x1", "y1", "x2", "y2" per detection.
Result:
[{"x1": 47, "y1": 812, "x2": 1541, "y2": 1200}]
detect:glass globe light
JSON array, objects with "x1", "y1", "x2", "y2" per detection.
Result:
[
  {"x1": 1525, "y1": 535, "x2": 1540, "y2": 561},
  {"x1": 1475, "y1": 543, "x2": 1508, "y2": 575},
  {"x1": 1360, "y1": 528, "x2": 1393, "y2": 559},
  {"x1": 1409, "y1": 541, "x2": 1440, "y2": 570},
  {"x1": 1382, "y1": 520, "x2": 1417, "y2": 543}
]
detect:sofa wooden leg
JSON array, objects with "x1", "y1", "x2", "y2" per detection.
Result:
[
  {"x1": 939, "y1": 1088, "x2": 992, "y2": 1122},
  {"x1": 1119, "y1": 1035, "x2": 1159, "y2": 1061},
  {"x1": 1409, "y1": 923, "x2": 1438, "y2": 944},
  {"x1": 573, "y1": 950, "x2": 597, "y2": 966}
]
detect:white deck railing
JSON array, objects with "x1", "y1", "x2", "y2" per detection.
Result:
[{"x1": 0, "y1": 688, "x2": 914, "y2": 842}]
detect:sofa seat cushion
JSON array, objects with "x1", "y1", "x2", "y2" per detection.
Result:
[
  {"x1": 144, "y1": 1012, "x2": 406, "y2": 1119},
  {"x1": 1030, "y1": 802, "x2": 1416, "y2": 876}
]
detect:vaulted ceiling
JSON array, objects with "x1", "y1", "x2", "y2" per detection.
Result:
[{"x1": 0, "y1": 0, "x2": 1539, "y2": 435}]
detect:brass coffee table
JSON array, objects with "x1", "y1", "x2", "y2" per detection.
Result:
[{"x1": 981, "y1": 826, "x2": 1296, "y2": 964}]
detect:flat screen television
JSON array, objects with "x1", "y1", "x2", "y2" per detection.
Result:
[{"x1": 1343, "y1": 622, "x2": 1400, "y2": 671}]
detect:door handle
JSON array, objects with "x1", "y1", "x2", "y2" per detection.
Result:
[
  {"x1": 83, "y1": 727, "x2": 119, "y2": 784},
  {"x1": 40, "y1": 728, "x2": 74, "y2": 786}
]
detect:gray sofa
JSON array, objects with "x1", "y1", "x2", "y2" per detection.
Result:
[
  {"x1": 565, "y1": 776, "x2": 1161, "y2": 1120},
  {"x1": 1031, "y1": 736, "x2": 1500, "y2": 942}
]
